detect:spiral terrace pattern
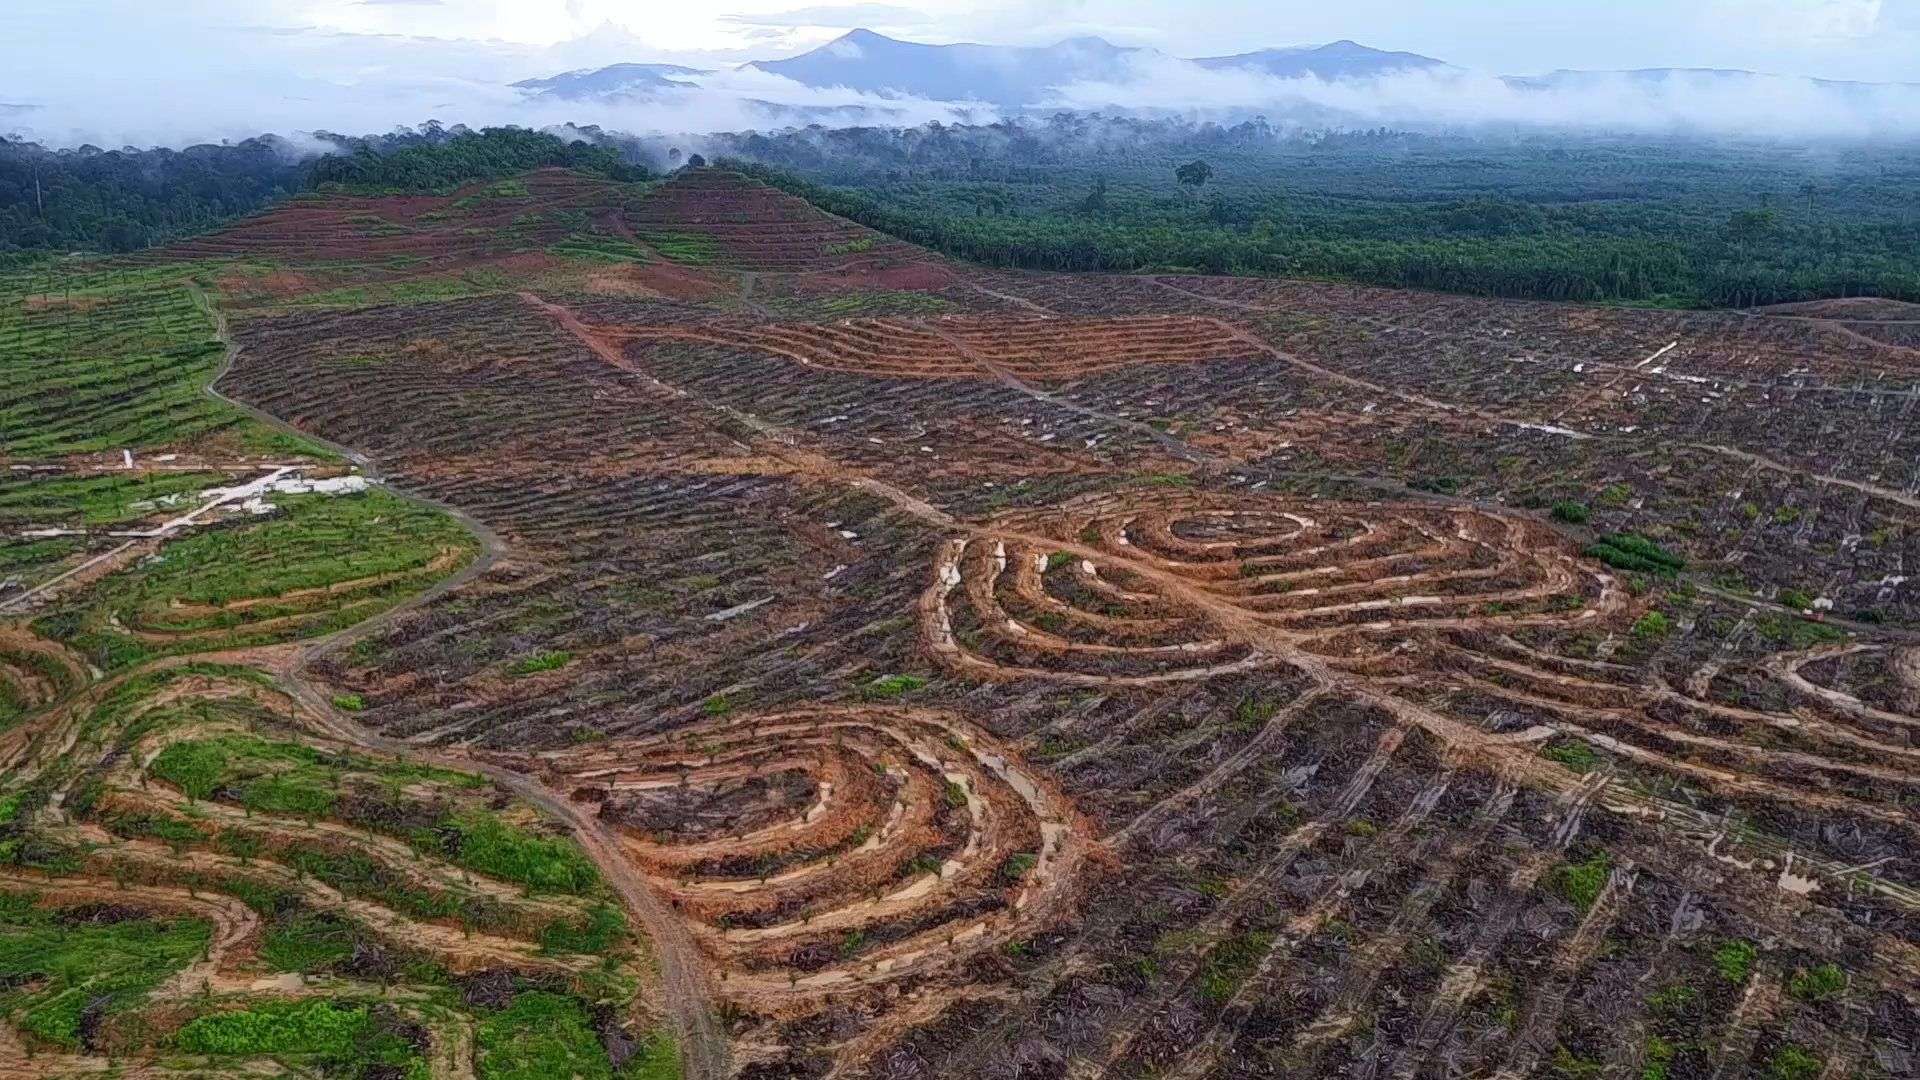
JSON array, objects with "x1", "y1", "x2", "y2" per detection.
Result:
[
  {"x1": 510, "y1": 707, "x2": 1092, "y2": 1011},
  {"x1": 925, "y1": 492, "x2": 1623, "y2": 684}
]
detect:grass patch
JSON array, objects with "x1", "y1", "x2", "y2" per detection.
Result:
[
  {"x1": 506, "y1": 650, "x2": 572, "y2": 677},
  {"x1": 1198, "y1": 931, "x2": 1274, "y2": 1004},
  {"x1": 1550, "y1": 852, "x2": 1611, "y2": 911},
  {"x1": 538, "y1": 903, "x2": 627, "y2": 955},
  {"x1": 0, "y1": 263, "x2": 253, "y2": 456},
  {"x1": 260, "y1": 913, "x2": 358, "y2": 973},
  {"x1": 475, "y1": 991, "x2": 618, "y2": 1079},
  {"x1": 1550, "y1": 500, "x2": 1590, "y2": 524},
  {"x1": 638, "y1": 231, "x2": 720, "y2": 265},
  {"x1": 1767, "y1": 1046, "x2": 1822, "y2": 1080},
  {"x1": 1712, "y1": 939, "x2": 1756, "y2": 983},
  {"x1": 1585, "y1": 533, "x2": 1685, "y2": 577},
  {"x1": 41, "y1": 488, "x2": 475, "y2": 667},
  {"x1": 438, "y1": 810, "x2": 601, "y2": 895},
  {"x1": 1542, "y1": 740, "x2": 1603, "y2": 773},
  {"x1": 0, "y1": 893, "x2": 210, "y2": 1048},
  {"x1": 859, "y1": 673, "x2": 927, "y2": 700},
  {"x1": 174, "y1": 997, "x2": 424, "y2": 1074},
  {"x1": 1786, "y1": 962, "x2": 1845, "y2": 1002}
]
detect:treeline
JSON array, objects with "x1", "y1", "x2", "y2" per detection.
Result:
[
  {"x1": 0, "y1": 125, "x2": 648, "y2": 254},
  {"x1": 713, "y1": 122, "x2": 1920, "y2": 308},
  {"x1": 308, "y1": 125, "x2": 645, "y2": 192}
]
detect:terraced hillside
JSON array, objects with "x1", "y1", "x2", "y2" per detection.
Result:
[{"x1": 2, "y1": 166, "x2": 1917, "y2": 1079}]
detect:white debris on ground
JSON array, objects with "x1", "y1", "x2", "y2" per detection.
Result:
[{"x1": 10, "y1": 468, "x2": 373, "y2": 543}]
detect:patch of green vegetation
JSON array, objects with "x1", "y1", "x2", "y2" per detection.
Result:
[
  {"x1": 175, "y1": 997, "x2": 423, "y2": 1076},
  {"x1": 859, "y1": 673, "x2": 927, "y2": 700},
  {"x1": 1550, "y1": 500, "x2": 1590, "y2": 524},
  {"x1": 823, "y1": 236, "x2": 876, "y2": 255},
  {"x1": 1641, "y1": 1035, "x2": 1676, "y2": 1080},
  {"x1": 41, "y1": 488, "x2": 476, "y2": 667},
  {"x1": 0, "y1": 264, "x2": 257, "y2": 456},
  {"x1": 1551, "y1": 1046, "x2": 1605, "y2": 1078},
  {"x1": 548, "y1": 233, "x2": 654, "y2": 264},
  {"x1": 1646, "y1": 983, "x2": 1696, "y2": 1016},
  {"x1": 474, "y1": 991, "x2": 628, "y2": 1078},
  {"x1": 454, "y1": 178, "x2": 531, "y2": 205},
  {"x1": 332, "y1": 693, "x2": 367, "y2": 711},
  {"x1": 1550, "y1": 852, "x2": 1611, "y2": 911},
  {"x1": 1585, "y1": 533, "x2": 1685, "y2": 577},
  {"x1": 999, "y1": 852, "x2": 1039, "y2": 883},
  {"x1": 1767, "y1": 1046, "x2": 1822, "y2": 1080},
  {"x1": 624, "y1": 1028, "x2": 682, "y2": 1080},
  {"x1": 439, "y1": 810, "x2": 601, "y2": 895},
  {"x1": 1543, "y1": 740, "x2": 1603, "y2": 773},
  {"x1": 1198, "y1": 930, "x2": 1274, "y2": 1004},
  {"x1": 506, "y1": 650, "x2": 573, "y2": 677},
  {"x1": 539, "y1": 903, "x2": 627, "y2": 955},
  {"x1": 1776, "y1": 588, "x2": 1815, "y2": 611},
  {"x1": 1232, "y1": 695, "x2": 1281, "y2": 732},
  {"x1": 942, "y1": 780, "x2": 969, "y2": 809},
  {"x1": 1786, "y1": 962, "x2": 1846, "y2": 1002},
  {"x1": 260, "y1": 912, "x2": 359, "y2": 973},
  {"x1": 1045, "y1": 551, "x2": 1074, "y2": 572},
  {"x1": 701, "y1": 693, "x2": 735, "y2": 717},
  {"x1": 1754, "y1": 613, "x2": 1845, "y2": 647},
  {"x1": 0, "y1": 471, "x2": 226, "y2": 530},
  {"x1": 1712, "y1": 939, "x2": 1757, "y2": 983},
  {"x1": 0, "y1": 893, "x2": 211, "y2": 1047},
  {"x1": 1631, "y1": 611, "x2": 1672, "y2": 640},
  {"x1": 639, "y1": 231, "x2": 720, "y2": 265},
  {"x1": 1597, "y1": 483, "x2": 1634, "y2": 508}
]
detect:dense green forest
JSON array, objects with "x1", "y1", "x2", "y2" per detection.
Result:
[
  {"x1": 699, "y1": 119, "x2": 1920, "y2": 308},
  {"x1": 0, "y1": 126, "x2": 645, "y2": 258},
  {"x1": 4, "y1": 115, "x2": 1918, "y2": 308}
]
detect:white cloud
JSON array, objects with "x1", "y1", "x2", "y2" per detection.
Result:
[{"x1": 1042, "y1": 52, "x2": 1920, "y2": 138}]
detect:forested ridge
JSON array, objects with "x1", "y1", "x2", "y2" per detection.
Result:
[
  {"x1": 0, "y1": 125, "x2": 644, "y2": 259},
  {"x1": 5, "y1": 115, "x2": 1918, "y2": 309}
]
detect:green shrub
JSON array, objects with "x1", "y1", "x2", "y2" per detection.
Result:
[
  {"x1": 1597, "y1": 483, "x2": 1633, "y2": 507},
  {"x1": 1713, "y1": 939, "x2": 1756, "y2": 983},
  {"x1": 860, "y1": 673, "x2": 926, "y2": 700},
  {"x1": 506, "y1": 650, "x2": 572, "y2": 676},
  {"x1": 1543, "y1": 741, "x2": 1603, "y2": 773},
  {"x1": 1642, "y1": 1035, "x2": 1676, "y2": 1080},
  {"x1": 1198, "y1": 931, "x2": 1274, "y2": 1004},
  {"x1": 1786, "y1": 962, "x2": 1845, "y2": 1002},
  {"x1": 1551, "y1": 501, "x2": 1590, "y2": 524},
  {"x1": 1586, "y1": 534, "x2": 1685, "y2": 577},
  {"x1": 1631, "y1": 611, "x2": 1672, "y2": 639},
  {"x1": 175, "y1": 999, "x2": 368, "y2": 1055},
  {"x1": 999, "y1": 852, "x2": 1039, "y2": 882},
  {"x1": 1551, "y1": 853, "x2": 1611, "y2": 911},
  {"x1": 331, "y1": 693, "x2": 366, "y2": 711},
  {"x1": 539, "y1": 903, "x2": 627, "y2": 954},
  {"x1": 441, "y1": 811, "x2": 600, "y2": 894},
  {"x1": 0, "y1": 905, "x2": 210, "y2": 1047},
  {"x1": 1768, "y1": 1046, "x2": 1822, "y2": 1080}
]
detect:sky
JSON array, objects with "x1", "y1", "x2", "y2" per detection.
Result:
[{"x1": 3, "y1": 0, "x2": 1918, "y2": 146}]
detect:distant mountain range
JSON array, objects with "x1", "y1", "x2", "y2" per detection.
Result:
[
  {"x1": 513, "y1": 63, "x2": 709, "y2": 100},
  {"x1": 514, "y1": 30, "x2": 1451, "y2": 108},
  {"x1": 512, "y1": 28, "x2": 1915, "y2": 116}
]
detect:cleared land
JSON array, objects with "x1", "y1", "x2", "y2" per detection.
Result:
[{"x1": 2, "y1": 166, "x2": 1917, "y2": 1080}]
